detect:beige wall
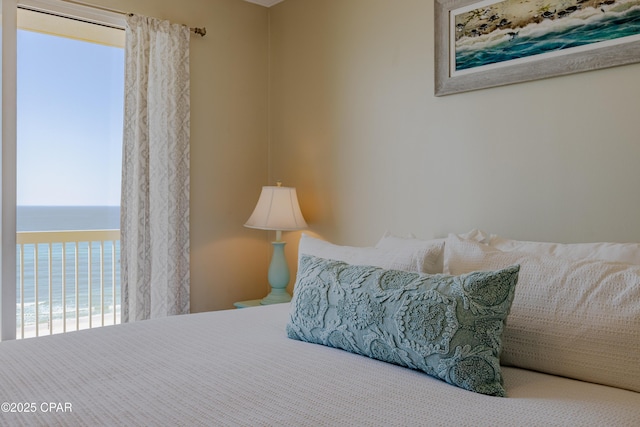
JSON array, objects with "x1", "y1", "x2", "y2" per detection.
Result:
[
  {"x1": 92, "y1": 0, "x2": 272, "y2": 311},
  {"x1": 268, "y1": 0, "x2": 640, "y2": 280},
  {"x1": 82, "y1": 0, "x2": 640, "y2": 308}
]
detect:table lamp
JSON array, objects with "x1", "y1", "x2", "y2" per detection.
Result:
[{"x1": 244, "y1": 182, "x2": 308, "y2": 304}]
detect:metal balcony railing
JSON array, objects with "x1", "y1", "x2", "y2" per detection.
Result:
[{"x1": 16, "y1": 230, "x2": 121, "y2": 339}]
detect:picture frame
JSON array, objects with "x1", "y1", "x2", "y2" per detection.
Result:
[{"x1": 434, "y1": 0, "x2": 640, "y2": 96}]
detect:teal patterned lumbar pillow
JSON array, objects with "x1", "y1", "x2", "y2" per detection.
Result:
[{"x1": 287, "y1": 255, "x2": 520, "y2": 397}]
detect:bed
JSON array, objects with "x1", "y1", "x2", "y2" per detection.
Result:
[{"x1": 1, "y1": 231, "x2": 639, "y2": 426}]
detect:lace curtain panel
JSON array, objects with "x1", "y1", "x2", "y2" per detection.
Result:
[{"x1": 121, "y1": 14, "x2": 191, "y2": 321}]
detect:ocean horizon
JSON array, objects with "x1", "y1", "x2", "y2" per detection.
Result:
[{"x1": 17, "y1": 205, "x2": 120, "y2": 232}]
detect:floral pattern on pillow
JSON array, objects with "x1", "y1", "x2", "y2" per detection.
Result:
[{"x1": 287, "y1": 255, "x2": 520, "y2": 397}]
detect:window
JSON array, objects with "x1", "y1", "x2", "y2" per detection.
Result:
[{"x1": 6, "y1": 1, "x2": 126, "y2": 339}]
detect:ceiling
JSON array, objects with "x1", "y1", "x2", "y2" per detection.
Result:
[{"x1": 244, "y1": 0, "x2": 284, "y2": 6}]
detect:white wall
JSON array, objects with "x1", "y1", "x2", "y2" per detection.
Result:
[{"x1": 269, "y1": 0, "x2": 640, "y2": 267}]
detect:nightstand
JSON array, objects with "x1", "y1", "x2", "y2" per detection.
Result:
[{"x1": 233, "y1": 299, "x2": 264, "y2": 308}]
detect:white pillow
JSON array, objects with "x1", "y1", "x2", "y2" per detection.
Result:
[
  {"x1": 375, "y1": 229, "x2": 493, "y2": 274},
  {"x1": 444, "y1": 233, "x2": 640, "y2": 393},
  {"x1": 490, "y1": 235, "x2": 640, "y2": 265},
  {"x1": 376, "y1": 228, "x2": 495, "y2": 274},
  {"x1": 299, "y1": 233, "x2": 444, "y2": 274},
  {"x1": 457, "y1": 228, "x2": 495, "y2": 244},
  {"x1": 375, "y1": 232, "x2": 445, "y2": 273}
]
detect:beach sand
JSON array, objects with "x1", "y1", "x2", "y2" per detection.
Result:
[{"x1": 18, "y1": 311, "x2": 121, "y2": 339}]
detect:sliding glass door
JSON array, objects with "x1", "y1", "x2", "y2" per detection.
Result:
[{"x1": 1, "y1": 0, "x2": 125, "y2": 341}]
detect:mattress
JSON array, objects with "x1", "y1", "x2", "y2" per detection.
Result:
[{"x1": 1, "y1": 303, "x2": 638, "y2": 426}]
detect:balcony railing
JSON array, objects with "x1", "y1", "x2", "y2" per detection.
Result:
[{"x1": 16, "y1": 230, "x2": 121, "y2": 340}]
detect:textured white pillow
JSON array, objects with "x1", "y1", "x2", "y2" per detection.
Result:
[
  {"x1": 375, "y1": 229, "x2": 493, "y2": 274},
  {"x1": 444, "y1": 234, "x2": 640, "y2": 393},
  {"x1": 375, "y1": 232, "x2": 445, "y2": 273},
  {"x1": 490, "y1": 235, "x2": 640, "y2": 265},
  {"x1": 457, "y1": 228, "x2": 495, "y2": 244},
  {"x1": 299, "y1": 233, "x2": 444, "y2": 274}
]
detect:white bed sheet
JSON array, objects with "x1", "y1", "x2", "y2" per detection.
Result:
[{"x1": 1, "y1": 303, "x2": 638, "y2": 426}]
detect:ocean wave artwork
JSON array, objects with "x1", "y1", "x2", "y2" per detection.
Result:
[{"x1": 453, "y1": 0, "x2": 640, "y2": 72}]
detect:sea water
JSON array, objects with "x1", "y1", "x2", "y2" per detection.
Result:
[
  {"x1": 17, "y1": 206, "x2": 120, "y2": 330},
  {"x1": 455, "y1": 4, "x2": 640, "y2": 71}
]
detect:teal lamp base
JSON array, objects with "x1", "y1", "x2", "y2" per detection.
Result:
[
  {"x1": 261, "y1": 241, "x2": 292, "y2": 305},
  {"x1": 260, "y1": 288, "x2": 291, "y2": 305}
]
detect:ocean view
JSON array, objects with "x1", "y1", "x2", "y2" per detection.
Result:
[
  {"x1": 17, "y1": 206, "x2": 121, "y2": 335},
  {"x1": 17, "y1": 205, "x2": 120, "y2": 232}
]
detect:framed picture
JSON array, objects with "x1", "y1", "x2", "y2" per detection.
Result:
[{"x1": 434, "y1": 0, "x2": 640, "y2": 96}]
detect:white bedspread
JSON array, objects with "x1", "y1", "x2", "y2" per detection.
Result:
[{"x1": 1, "y1": 303, "x2": 639, "y2": 426}]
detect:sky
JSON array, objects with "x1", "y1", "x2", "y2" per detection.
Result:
[{"x1": 17, "y1": 29, "x2": 124, "y2": 206}]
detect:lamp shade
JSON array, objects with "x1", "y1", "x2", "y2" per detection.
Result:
[{"x1": 244, "y1": 184, "x2": 308, "y2": 231}]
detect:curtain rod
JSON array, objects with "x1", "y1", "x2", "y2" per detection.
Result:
[{"x1": 60, "y1": 0, "x2": 207, "y2": 36}]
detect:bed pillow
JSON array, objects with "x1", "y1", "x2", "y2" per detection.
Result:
[
  {"x1": 444, "y1": 234, "x2": 640, "y2": 393},
  {"x1": 298, "y1": 233, "x2": 444, "y2": 274},
  {"x1": 287, "y1": 254, "x2": 520, "y2": 397},
  {"x1": 489, "y1": 235, "x2": 640, "y2": 265},
  {"x1": 457, "y1": 228, "x2": 495, "y2": 244},
  {"x1": 374, "y1": 233, "x2": 445, "y2": 273},
  {"x1": 374, "y1": 229, "x2": 494, "y2": 274}
]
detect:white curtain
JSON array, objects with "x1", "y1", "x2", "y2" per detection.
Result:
[{"x1": 121, "y1": 14, "x2": 190, "y2": 322}]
